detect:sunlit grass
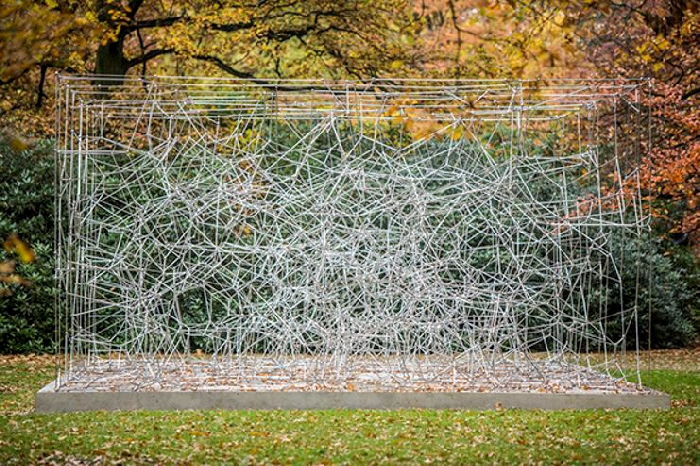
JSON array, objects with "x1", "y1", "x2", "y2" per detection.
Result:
[{"x1": 0, "y1": 353, "x2": 697, "y2": 465}]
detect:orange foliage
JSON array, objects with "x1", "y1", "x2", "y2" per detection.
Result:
[{"x1": 1, "y1": 0, "x2": 696, "y2": 252}]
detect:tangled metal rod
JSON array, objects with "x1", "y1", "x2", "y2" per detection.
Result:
[{"x1": 55, "y1": 76, "x2": 650, "y2": 393}]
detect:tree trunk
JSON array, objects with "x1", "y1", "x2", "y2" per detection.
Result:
[
  {"x1": 35, "y1": 65, "x2": 48, "y2": 108},
  {"x1": 93, "y1": 0, "x2": 129, "y2": 87},
  {"x1": 95, "y1": 37, "x2": 128, "y2": 87}
]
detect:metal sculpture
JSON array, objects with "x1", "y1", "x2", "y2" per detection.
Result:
[{"x1": 55, "y1": 76, "x2": 650, "y2": 393}]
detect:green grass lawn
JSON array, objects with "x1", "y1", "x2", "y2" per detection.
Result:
[{"x1": 1, "y1": 353, "x2": 698, "y2": 465}]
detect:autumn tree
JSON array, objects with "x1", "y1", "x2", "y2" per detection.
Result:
[
  {"x1": 557, "y1": 0, "x2": 699, "y2": 250},
  {"x1": 1, "y1": 0, "x2": 421, "y2": 132},
  {"x1": 407, "y1": 0, "x2": 585, "y2": 79},
  {"x1": 0, "y1": 1, "x2": 96, "y2": 132},
  {"x1": 411, "y1": 1, "x2": 697, "y2": 251},
  {"x1": 2, "y1": 0, "x2": 696, "y2": 247}
]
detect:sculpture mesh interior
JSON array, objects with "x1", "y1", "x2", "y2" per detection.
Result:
[{"x1": 55, "y1": 77, "x2": 650, "y2": 392}]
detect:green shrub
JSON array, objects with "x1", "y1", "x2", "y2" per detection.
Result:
[
  {"x1": 654, "y1": 242, "x2": 700, "y2": 345},
  {"x1": 589, "y1": 231, "x2": 698, "y2": 350},
  {"x1": 1, "y1": 134, "x2": 697, "y2": 355},
  {"x1": 0, "y1": 139, "x2": 56, "y2": 353}
]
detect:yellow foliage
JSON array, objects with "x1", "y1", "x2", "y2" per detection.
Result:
[
  {"x1": 449, "y1": 125, "x2": 465, "y2": 141},
  {"x1": 3, "y1": 234, "x2": 36, "y2": 264},
  {"x1": 6, "y1": 134, "x2": 30, "y2": 152},
  {"x1": 0, "y1": 261, "x2": 16, "y2": 274},
  {"x1": 0, "y1": 274, "x2": 32, "y2": 286},
  {"x1": 236, "y1": 224, "x2": 253, "y2": 237},
  {"x1": 1, "y1": 235, "x2": 35, "y2": 296}
]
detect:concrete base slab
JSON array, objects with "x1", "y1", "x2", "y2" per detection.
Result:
[{"x1": 36, "y1": 381, "x2": 670, "y2": 412}]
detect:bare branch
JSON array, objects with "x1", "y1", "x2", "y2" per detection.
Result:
[
  {"x1": 191, "y1": 54, "x2": 341, "y2": 91},
  {"x1": 682, "y1": 87, "x2": 700, "y2": 100},
  {"x1": 192, "y1": 54, "x2": 257, "y2": 79},
  {"x1": 36, "y1": 64, "x2": 48, "y2": 108},
  {"x1": 127, "y1": 0, "x2": 145, "y2": 20},
  {"x1": 210, "y1": 20, "x2": 256, "y2": 32},
  {"x1": 0, "y1": 69, "x2": 30, "y2": 86},
  {"x1": 123, "y1": 16, "x2": 185, "y2": 33},
  {"x1": 125, "y1": 49, "x2": 174, "y2": 70}
]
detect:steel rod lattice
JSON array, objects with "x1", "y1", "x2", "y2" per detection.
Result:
[{"x1": 55, "y1": 76, "x2": 651, "y2": 393}]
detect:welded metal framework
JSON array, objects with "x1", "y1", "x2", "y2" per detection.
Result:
[{"x1": 55, "y1": 76, "x2": 650, "y2": 393}]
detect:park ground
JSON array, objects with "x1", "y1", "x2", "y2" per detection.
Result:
[{"x1": 0, "y1": 350, "x2": 698, "y2": 465}]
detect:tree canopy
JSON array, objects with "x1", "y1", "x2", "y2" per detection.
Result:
[{"x1": 0, "y1": 0, "x2": 697, "y2": 248}]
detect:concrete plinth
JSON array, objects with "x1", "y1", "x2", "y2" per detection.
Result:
[{"x1": 35, "y1": 381, "x2": 670, "y2": 412}]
